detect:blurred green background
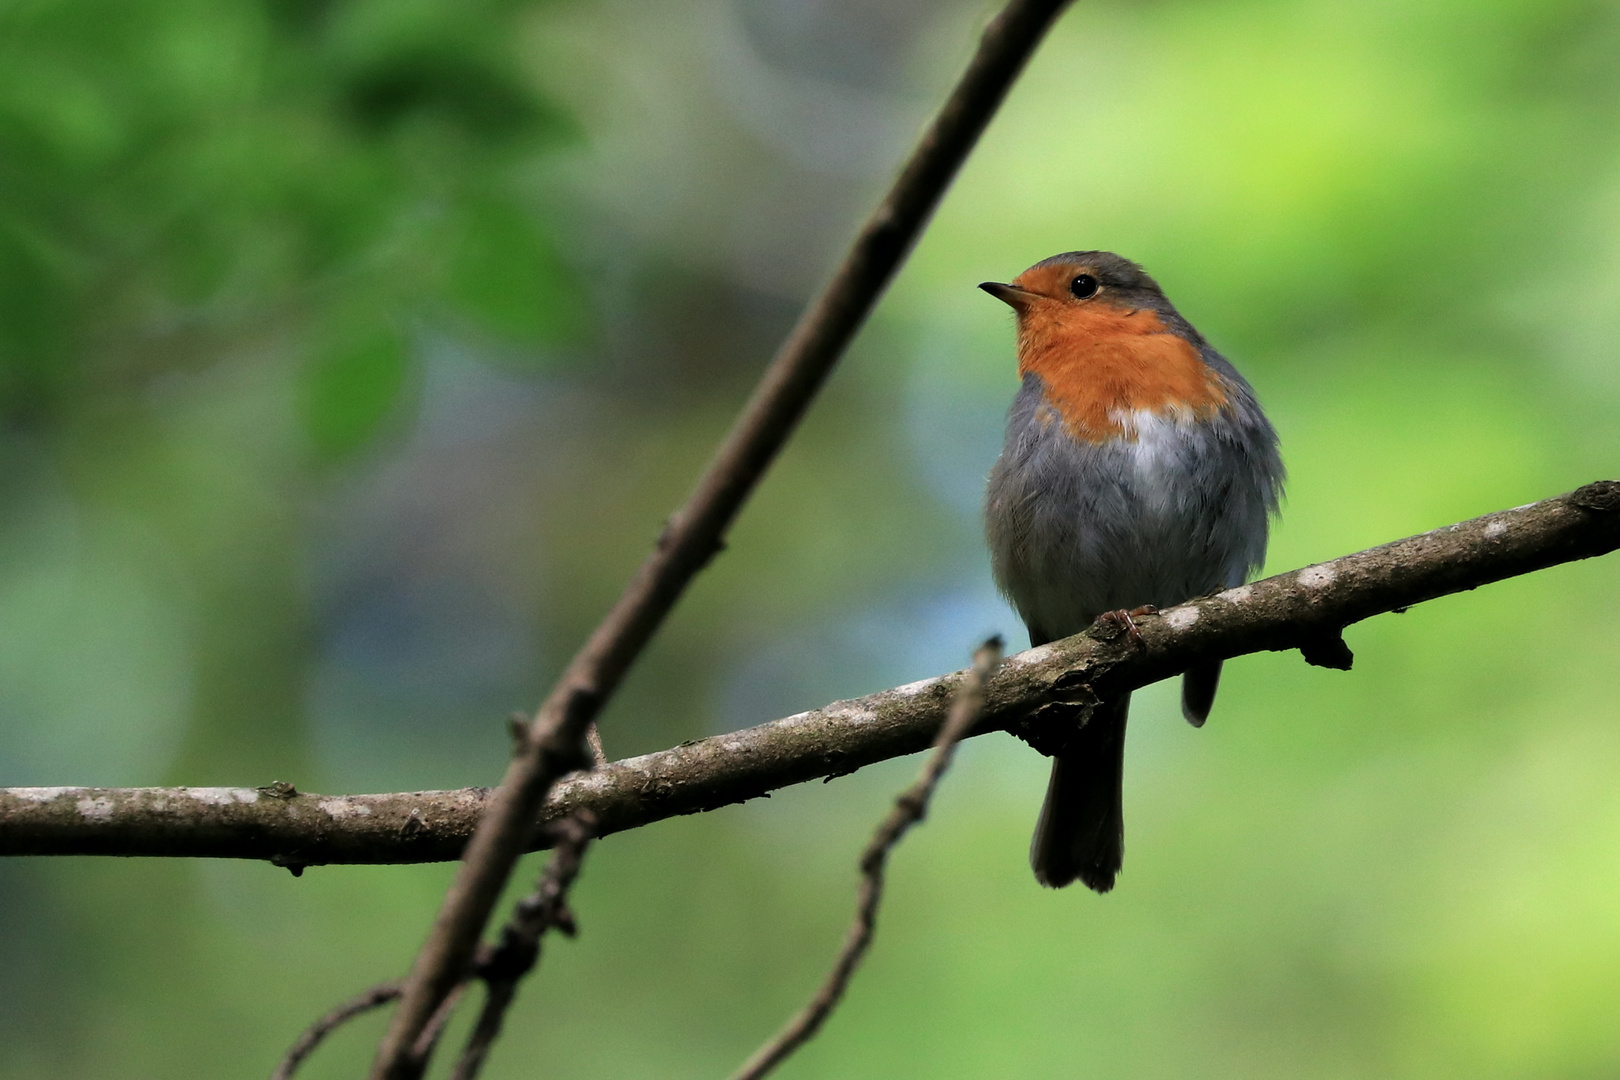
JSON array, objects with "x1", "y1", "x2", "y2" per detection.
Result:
[{"x1": 2, "y1": 0, "x2": 1619, "y2": 1076}]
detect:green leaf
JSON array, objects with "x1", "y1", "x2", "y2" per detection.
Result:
[
  {"x1": 299, "y1": 325, "x2": 412, "y2": 460},
  {"x1": 445, "y1": 197, "x2": 587, "y2": 348}
]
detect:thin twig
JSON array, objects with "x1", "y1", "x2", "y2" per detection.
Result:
[
  {"x1": 727, "y1": 638, "x2": 1003, "y2": 1080},
  {"x1": 449, "y1": 812, "x2": 596, "y2": 1080},
  {"x1": 410, "y1": 979, "x2": 470, "y2": 1064},
  {"x1": 367, "y1": 3, "x2": 1074, "y2": 1076},
  {"x1": 270, "y1": 975, "x2": 471, "y2": 1080},
  {"x1": 271, "y1": 980, "x2": 403, "y2": 1080},
  {"x1": 269, "y1": 820, "x2": 592, "y2": 1080},
  {"x1": 5, "y1": 481, "x2": 1619, "y2": 866}
]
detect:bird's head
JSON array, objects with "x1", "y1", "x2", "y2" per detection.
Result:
[
  {"x1": 977, "y1": 251, "x2": 1223, "y2": 438},
  {"x1": 979, "y1": 250, "x2": 1168, "y2": 321}
]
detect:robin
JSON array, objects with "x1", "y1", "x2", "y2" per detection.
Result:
[{"x1": 980, "y1": 251, "x2": 1284, "y2": 892}]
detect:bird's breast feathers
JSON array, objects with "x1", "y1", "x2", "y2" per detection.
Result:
[{"x1": 1015, "y1": 304, "x2": 1228, "y2": 442}]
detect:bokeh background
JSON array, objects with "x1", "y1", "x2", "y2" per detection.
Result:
[{"x1": 3, "y1": 0, "x2": 1620, "y2": 1076}]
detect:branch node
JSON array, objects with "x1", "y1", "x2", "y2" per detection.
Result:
[
  {"x1": 1008, "y1": 702, "x2": 1087, "y2": 758},
  {"x1": 506, "y1": 712, "x2": 531, "y2": 750},
  {"x1": 400, "y1": 810, "x2": 426, "y2": 839},
  {"x1": 1049, "y1": 669, "x2": 1105, "y2": 706},
  {"x1": 893, "y1": 791, "x2": 927, "y2": 820},
  {"x1": 1299, "y1": 631, "x2": 1355, "y2": 670},
  {"x1": 270, "y1": 853, "x2": 307, "y2": 877},
  {"x1": 557, "y1": 685, "x2": 603, "y2": 733},
  {"x1": 1570, "y1": 480, "x2": 1620, "y2": 513}
]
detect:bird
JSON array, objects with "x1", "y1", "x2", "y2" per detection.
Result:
[{"x1": 980, "y1": 251, "x2": 1283, "y2": 892}]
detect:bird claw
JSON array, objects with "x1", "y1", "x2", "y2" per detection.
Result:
[{"x1": 1097, "y1": 605, "x2": 1157, "y2": 648}]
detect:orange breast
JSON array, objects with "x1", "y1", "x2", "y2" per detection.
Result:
[{"x1": 1016, "y1": 303, "x2": 1226, "y2": 441}]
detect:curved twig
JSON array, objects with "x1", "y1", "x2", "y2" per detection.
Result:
[
  {"x1": 449, "y1": 812, "x2": 596, "y2": 1080},
  {"x1": 728, "y1": 639, "x2": 1002, "y2": 1080},
  {"x1": 271, "y1": 980, "x2": 403, "y2": 1080}
]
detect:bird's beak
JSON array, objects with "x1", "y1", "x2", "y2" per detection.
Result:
[{"x1": 978, "y1": 281, "x2": 1038, "y2": 310}]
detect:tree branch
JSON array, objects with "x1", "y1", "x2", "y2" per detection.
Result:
[
  {"x1": 270, "y1": 815, "x2": 596, "y2": 1080},
  {"x1": 728, "y1": 638, "x2": 1001, "y2": 1080},
  {"x1": 447, "y1": 811, "x2": 595, "y2": 1080},
  {"x1": 366, "y1": 2, "x2": 1076, "y2": 1074},
  {"x1": 271, "y1": 981, "x2": 403, "y2": 1080},
  {"x1": 5, "y1": 481, "x2": 1616, "y2": 865}
]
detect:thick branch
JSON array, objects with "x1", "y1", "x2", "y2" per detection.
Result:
[{"x1": 4, "y1": 482, "x2": 1615, "y2": 865}]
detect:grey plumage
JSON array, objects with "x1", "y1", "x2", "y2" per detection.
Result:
[{"x1": 986, "y1": 363, "x2": 1281, "y2": 636}]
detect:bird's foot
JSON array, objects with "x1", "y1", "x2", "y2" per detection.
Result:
[{"x1": 1096, "y1": 605, "x2": 1158, "y2": 647}]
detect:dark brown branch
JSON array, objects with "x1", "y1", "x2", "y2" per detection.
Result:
[
  {"x1": 4, "y1": 482, "x2": 1617, "y2": 866},
  {"x1": 411, "y1": 980, "x2": 469, "y2": 1065},
  {"x1": 728, "y1": 639, "x2": 1002, "y2": 1080},
  {"x1": 367, "y1": 2, "x2": 1075, "y2": 1075},
  {"x1": 271, "y1": 980, "x2": 402, "y2": 1080},
  {"x1": 449, "y1": 813, "x2": 595, "y2": 1080},
  {"x1": 274, "y1": 817, "x2": 594, "y2": 1080}
]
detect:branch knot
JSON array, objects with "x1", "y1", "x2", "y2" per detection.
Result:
[{"x1": 1570, "y1": 480, "x2": 1620, "y2": 513}]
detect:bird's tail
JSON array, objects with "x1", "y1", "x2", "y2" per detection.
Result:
[
  {"x1": 1030, "y1": 693, "x2": 1130, "y2": 892},
  {"x1": 1180, "y1": 659, "x2": 1223, "y2": 727}
]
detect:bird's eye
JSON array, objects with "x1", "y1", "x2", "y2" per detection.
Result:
[{"x1": 1069, "y1": 274, "x2": 1100, "y2": 300}]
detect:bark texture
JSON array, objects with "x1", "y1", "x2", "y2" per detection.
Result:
[{"x1": 3, "y1": 481, "x2": 1615, "y2": 868}]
